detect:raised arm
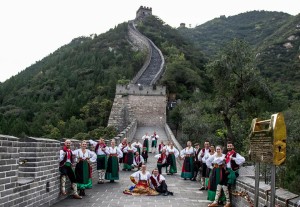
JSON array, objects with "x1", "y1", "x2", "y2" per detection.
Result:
[
  {"x1": 89, "y1": 139, "x2": 97, "y2": 146},
  {"x1": 233, "y1": 153, "x2": 245, "y2": 165}
]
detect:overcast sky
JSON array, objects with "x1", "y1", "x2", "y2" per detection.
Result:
[{"x1": 0, "y1": 0, "x2": 299, "y2": 82}]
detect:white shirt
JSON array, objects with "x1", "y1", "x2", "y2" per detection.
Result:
[
  {"x1": 151, "y1": 134, "x2": 159, "y2": 141},
  {"x1": 225, "y1": 152, "x2": 245, "y2": 168},
  {"x1": 199, "y1": 148, "x2": 211, "y2": 163},
  {"x1": 132, "y1": 142, "x2": 143, "y2": 149},
  {"x1": 133, "y1": 155, "x2": 144, "y2": 166},
  {"x1": 150, "y1": 174, "x2": 165, "y2": 188},
  {"x1": 123, "y1": 146, "x2": 137, "y2": 153},
  {"x1": 154, "y1": 153, "x2": 167, "y2": 164},
  {"x1": 88, "y1": 140, "x2": 107, "y2": 155},
  {"x1": 59, "y1": 149, "x2": 75, "y2": 163},
  {"x1": 73, "y1": 149, "x2": 97, "y2": 163},
  {"x1": 107, "y1": 146, "x2": 123, "y2": 158},
  {"x1": 206, "y1": 153, "x2": 226, "y2": 169},
  {"x1": 165, "y1": 146, "x2": 179, "y2": 158},
  {"x1": 131, "y1": 171, "x2": 151, "y2": 181},
  {"x1": 180, "y1": 147, "x2": 195, "y2": 158}
]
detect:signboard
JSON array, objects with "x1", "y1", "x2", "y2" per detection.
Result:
[{"x1": 249, "y1": 113, "x2": 287, "y2": 165}]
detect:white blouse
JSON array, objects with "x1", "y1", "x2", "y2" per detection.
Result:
[
  {"x1": 123, "y1": 146, "x2": 137, "y2": 153},
  {"x1": 107, "y1": 146, "x2": 123, "y2": 158},
  {"x1": 166, "y1": 146, "x2": 179, "y2": 158},
  {"x1": 131, "y1": 171, "x2": 151, "y2": 181},
  {"x1": 73, "y1": 149, "x2": 97, "y2": 163},
  {"x1": 206, "y1": 153, "x2": 226, "y2": 169},
  {"x1": 180, "y1": 147, "x2": 195, "y2": 158}
]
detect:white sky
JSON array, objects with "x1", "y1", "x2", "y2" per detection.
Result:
[{"x1": 0, "y1": 0, "x2": 299, "y2": 82}]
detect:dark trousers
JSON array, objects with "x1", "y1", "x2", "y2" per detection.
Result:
[
  {"x1": 157, "y1": 163, "x2": 169, "y2": 174},
  {"x1": 59, "y1": 165, "x2": 76, "y2": 183},
  {"x1": 155, "y1": 180, "x2": 168, "y2": 193}
]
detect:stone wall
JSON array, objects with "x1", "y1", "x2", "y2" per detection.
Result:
[
  {"x1": 128, "y1": 21, "x2": 152, "y2": 85},
  {"x1": 232, "y1": 176, "x2": 300, "y2": 207},
  {"x1": 108, "y1": 85, "x2": 166, "y2": 130},
  {"x1": 0, "y1": 135, "x2": 99, "y2": 207}
]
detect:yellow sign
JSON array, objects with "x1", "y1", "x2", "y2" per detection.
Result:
[
  {"x1": 249, "y1": 113, "x2": 287, "y2": 165},
  {"x1": 271, "y1": 113, "x2": 287, "y2": 166}
]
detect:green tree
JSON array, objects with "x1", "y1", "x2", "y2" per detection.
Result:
[{"x1": 206, "y1": 39, "x2": 271, "y2": 142}]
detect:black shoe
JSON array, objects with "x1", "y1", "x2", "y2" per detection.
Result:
[
  {"x1": 164, "y1": 192, "x2": 169, "y2": 196},
  {"x1": 82, "y1": 190, "x2": 86, "y2": 196},
  {"x1": 191, "y1": 178, "x2": 196, "y2": 181},
  {"x1": 199, "y1": 186, "x2": 205, "y2": 190},
  {"x1": 79, "y1": 190, "x2": 83, "y2": 196},
  {"x1": 168, "y1": 191, "x2": 174, "y2": 196},
  {"x1": 110, "y1": 180, "x2": 114, "y2": 183},
  {"x1": 184, "y1": 178, "x2": 187, "y2": 180}
]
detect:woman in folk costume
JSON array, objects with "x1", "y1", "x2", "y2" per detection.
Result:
[
  {"x1": 105, "y1": 139, "x2": 123, "y2": 183},
  {"x1": 59, "y1": 139, "x2": 82, "y2": 199},
  {"x1": 165, "y1": 142, "x2": 179, "y2": 175},
  {"x1": 89, "y1": 138, "x2": 108, "y2": 184},
  {"x1": 74, "y1": 140, "x2": 97, "y2": 196},
  {"x1": 204, "y1": 145, "x2": 215, "y2": 190},
  {"x1": 142, "y1": 132, "x2": 150, "y2": 153},
  {"x1": 118, "y1": 138, "x2": 127, "y2": 164},
  {"x1": 206, "y1": 146, "x2": 226, "y2": 205},
  {"x1": 180, "y1": 141, "x2": 195, "y2": 180},
  {"x1": 123, "y1": 142, "x2": 137, "y2": 171},
  {"x1": 151, "y1": 131, "x2": 159, "y2": 153},
  {"x1": 209, "y1": 142, "x2": 245, "y2": 207},
  {"x1": 123, "y1": 164, "x2": 159, "y2": 196},
  {"x1": 132, "y1": 139, "x2": 143, "y2": 154}
]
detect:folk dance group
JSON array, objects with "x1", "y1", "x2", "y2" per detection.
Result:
[{"x1": 59, "y1": 134, "x2": 245, "y2": 206}]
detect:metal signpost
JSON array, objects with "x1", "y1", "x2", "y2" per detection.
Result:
[{"x1": 249, "y1": 113, "x2": 287, "y2": 207}]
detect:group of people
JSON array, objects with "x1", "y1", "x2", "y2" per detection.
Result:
[
  {"x1": 59, "y1": 134, "x2": 245, "y2": 206},
  {"x1": 178, "y1": 140, "x2": 245, "y2": 207}
]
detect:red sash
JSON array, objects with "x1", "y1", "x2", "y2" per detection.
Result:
[{"x1": 150, "y1": 175, "x2": 160, "y2": 188}]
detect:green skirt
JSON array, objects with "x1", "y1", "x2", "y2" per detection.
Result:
[
  {"x1": 105, "y1": 156, "x2": 119, "y2": 180},
  {"x1": 207, "y1": 167, "x2": 226, "y2": 201},
  {"x1": 181, "y1": 156, "x2": 194, "y2": 178},
  {"x1": 167, "y1": 154, "x2": 177, "y2": 173},
  {"x1": 75, "y1": 160, "x2": 92, "y2": 189}
]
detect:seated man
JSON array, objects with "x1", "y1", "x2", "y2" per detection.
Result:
[
  {"x1": 150, "y1": 168, "x2": 174, "y2": 196},
  {"x1": 132, "y1": 151, "x2": 144, "y2": 171}
]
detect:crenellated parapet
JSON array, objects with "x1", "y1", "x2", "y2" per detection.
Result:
[
  {"x1": 136, "y1": 6, "x2": 152, "y2": 20},
  {"x1": 116, "y1": 84, "x2": 166, "y2": 96}
]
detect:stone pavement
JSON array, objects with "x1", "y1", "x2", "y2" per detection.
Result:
[{"x1": 51, "y1": 127, "x2": 217, "y2": 207}]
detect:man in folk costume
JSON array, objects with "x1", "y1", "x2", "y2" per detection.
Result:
[
  {"x1": 132, "y1": 151, "x2": 144, "y2": 171},
  {"x1": 150, "y1": 131, "x2": 159, "y2": 153},
  {"x1": 123, "y1": 142, "x2": 137, "y2": 171},
  {"x1": 142, "y1": 132, "x2": 150, "y2": 153},
  {"x1": 208, "y1": 142, "x2": 245, "y2": 207},
  {"x1": 154, "y1": 149, "x2": 169, "y2": 174},
  {"x1": 199, "y1": 140, "x2": 211, "y2": 189},
  {"x1": 59, "y1": 139, "x2": 82, "y2": 199},
  {"x1": 158, "y1": 140, "x2": 165, "y2": 154},
  {"x1": 180, "y1": 141, "x2": 195, "y2": 180},
  {"x1": 118, "y1": 138, "x2": 127, "y2": 165},
  {"x1": 132, "y1": 139, "x2": 143, "y2": 154},
  {"x1": 89, "y1": 138, "x2": 108, "y2": 184},
  {"x1": 150, "y1": 168, "x2": 174, "y2": 196},
  {"x1": 191, "y1": 143, "x2": 201, "y2": 181},
  {"x1": 141, "y1": 147, "x2": 148, "y2": 163}
]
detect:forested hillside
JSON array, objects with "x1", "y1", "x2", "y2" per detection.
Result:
[{"x1": 0, "y1": 22, "x2": 146, "y2": 138}]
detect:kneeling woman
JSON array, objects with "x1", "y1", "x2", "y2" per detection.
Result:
[
  {"x1": 74, "y1": 140, "x2": 97, "y2": 196},
  {"x1": 124, "y1": 164, "x2": 159, "y2": 196}
]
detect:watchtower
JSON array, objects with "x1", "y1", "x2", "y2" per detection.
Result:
[{"x1": 136, "y1": 6, "x2": 152, "y2": 20}]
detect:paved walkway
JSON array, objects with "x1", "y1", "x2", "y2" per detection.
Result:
[{"x1": 52, "y1": 127, "x2": 214, "y2": 207}]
